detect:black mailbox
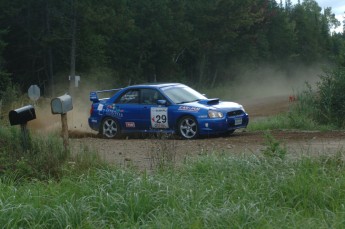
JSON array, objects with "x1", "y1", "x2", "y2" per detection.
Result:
[{"x1": 9, "y1": 105, "x2": 36, "y2": 126}]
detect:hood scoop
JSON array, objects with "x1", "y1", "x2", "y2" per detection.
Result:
[{"x1": 198, "y1": 98, "x2": 220, "y2": 105}]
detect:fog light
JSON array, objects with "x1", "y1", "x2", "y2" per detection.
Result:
[{"x1": 205, "y1": 123, "x2": 209, "y2": 128}]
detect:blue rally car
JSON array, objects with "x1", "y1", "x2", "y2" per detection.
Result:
[{"x1": 88, "y1": 83, "x2": 249, "y2": 139}]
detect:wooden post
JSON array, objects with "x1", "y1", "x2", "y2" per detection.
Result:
[
  {"x1": 61, "y1": 113, "x2": 69, "y2": 151},
  {"x1": 20, "y1": 123, "x2": 29, "y2": 152},
  {"x1": 51, "y1": 94, "x2": 72, "y2": 151}
]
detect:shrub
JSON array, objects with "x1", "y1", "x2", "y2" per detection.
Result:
[
  {"x1": 0, "y1": 84, "x2": 25, "y2": 126},
  {"x1": 261, "y1": 132, "x2": 286, "y2": 160},
  {"x1": 287, "y1": 67, "x2": 345, "y2": 129},
  {"x1": 0, "y1": 127, "x2": 69, "y2": 180},
  {"x1": 315, "y1": 67, "x2": 345, "y2": 127}
]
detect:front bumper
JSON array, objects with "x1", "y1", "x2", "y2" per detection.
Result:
[{"x1": 198, "y1": 113, "x2": 249, "y2": 134}]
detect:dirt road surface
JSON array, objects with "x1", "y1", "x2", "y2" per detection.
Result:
[
  {"x1": 69, "y1": 129, "x2": 345, "y2": 170},
  {"x1": 49, "y1": 95, "x2": 342, "y2": 171}
]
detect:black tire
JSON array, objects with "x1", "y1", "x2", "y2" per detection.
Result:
[
  {"x1": 227, "y1": 129, "x2": 235, "y2": 135},
  {"x1": 220, "y1": 129, "x2": 236, "y2": 138},
  {"x1": 177, "y1": 116, "x2": 199, "y2": 139},
  {"x1": 100, "y1": 117, "x2": 121, "y2": 139}
]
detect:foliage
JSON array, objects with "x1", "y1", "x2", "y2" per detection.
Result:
[
  {"x1": 0, "y1": 0, "x2": 344, "y2": 94},
  {"x1": 276, "y1": 67, "x2": 345, "y2": 129},
  {"x1": 249, "y1": 67, "x2": 345, "y2": 131},
  {"x1": 247, "y1": 111, "x2": 326, "y2": 132},
  {"x1": 0, "y1": 29, "x2": 10, "y2": 95},
  {"x1": 0, "y1": 126, "x2": 104, "y2": 181},
  {"x1": 148, "y1": 134, "x2": 177, "y2": 171},
  {"x1": 0, "y1": 84, "x2": 30, "y2": 127},
  {"x1": 1, "y1": 153, "x2": 345, "y2": 227},
  {"x1": 0, "y1": 127, "x2": 69, "y2": 180},
  {"x1": 262, "y1": 132, "x2": 286, "y2": 159},
  {"x1": 315, "y1": 67, "x2": 345, "y2": 127}
]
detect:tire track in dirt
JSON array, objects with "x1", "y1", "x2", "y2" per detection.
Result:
[
  {"x1": 28, "y1": 94, "x2": 345, "y2": 171},
  {"x1": 70, "y1": 130, "x2": 345, "y2": 171}
]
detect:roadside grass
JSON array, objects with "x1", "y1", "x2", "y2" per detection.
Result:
[
  {"x1": 247, "y1": 86, "x2": 337, "y2": 132},
  {"x1": 1, "y1": 147, "x2": 345, "y2": 228},
  {"x1": 247, "y1": 112, "x2": 334, "y2": 131},
  {"x1": 248, "y1": 67, "x2": 345, "y2": 131},
  {"x1": 0, "y1": 126, "x2": 102, "y2": 181},
  {"x1": 2, "y1": 69, "x2": 345, "y2": 227}
]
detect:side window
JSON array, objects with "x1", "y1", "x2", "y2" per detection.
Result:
[
  {"x1": 117, "y1": 90, "x2": 139, "y2": 104},
  {"x1": 140, "y1": 89, "x2": 165, "y2": 105}
]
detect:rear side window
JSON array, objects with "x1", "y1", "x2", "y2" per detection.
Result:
[
  {"x1": 117, "y1": 90, "x2": 139, "y2": 104},
  {"x1": 140, "y1": 88, "x2": 165, "y2": 104}
]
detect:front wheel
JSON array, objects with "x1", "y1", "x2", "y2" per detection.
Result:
[
  {"x1": 222, "y1": 129, "x2": 235, "y2": 137},
  {"x1": 177, "y1": 116, "x2": 199, "y2": 139},
  {"x1": 101, "y1": 117, "x2": 121, "y2": 139},
  {"x1": 227, "y1": 129, "x2": 235, "y2": 135}
]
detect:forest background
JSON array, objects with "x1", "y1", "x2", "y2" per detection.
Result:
[{"x1": 0, "y1": 0, "x2": 344, "y2": 99}]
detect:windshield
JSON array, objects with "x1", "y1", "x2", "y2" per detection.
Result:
[{"x1": 162, "y1": 86, "x2": 207, "y2": 104}]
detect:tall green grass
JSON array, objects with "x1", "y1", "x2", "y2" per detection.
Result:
[
  {"x1": 0, "y1": 127, "x2": 102, "y2": 181},
  {"x1": 1, "y1": 150, "x2": 345, "y2": 228},
  {"x1": 250, "y1": 67, "x2": 345, "y2": 131},
  {"x1": 247, "y1": 112, "x2": 334, "y2": 131},
  {"x1": 248, "y1": 81, "x2": 337, "y2": 131},
  {"x1": 0, "y1": 127, "x2": 69, "y2": 180}
]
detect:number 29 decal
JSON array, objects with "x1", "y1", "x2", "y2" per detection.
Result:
[{"x1": 151, "y1": 107, "x2": 169, "y2": 128}]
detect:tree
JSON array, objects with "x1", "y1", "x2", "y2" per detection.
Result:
[
  {"x1": 0, "y1": 29, "x2": 10, "y2": 97},
  {"x1": 0, "y1": 0, "x2": 343, "y2": 93},
  {"x1": 267, "y1": 3, "x2": 297, "y2": 63}
]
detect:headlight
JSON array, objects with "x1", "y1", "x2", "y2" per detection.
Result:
[
  {"x1": 208, "y1": 110, "x2": 223, "y2": 118},
  {"x1": 239, "y1": 105, "x2": 246, "y2": 112}
]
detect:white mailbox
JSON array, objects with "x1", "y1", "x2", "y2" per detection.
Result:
[{"x1": 51, "y1": 94, "x2": 73, "y2": 114}]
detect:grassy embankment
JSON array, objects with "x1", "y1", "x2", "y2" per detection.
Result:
[
  {"x1": 1, "y1": 67, "x2": 345, "y2": 227},
  {"x1": 1, "y1": 125, "x2": 345, "y2": 228},
  {"x1": 1, "y1": 149, "x2": 345, "y2": 228}
]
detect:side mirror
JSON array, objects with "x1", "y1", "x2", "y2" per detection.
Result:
[{"x1": 157, "y1": 100, "x2": 167, "y2": 105}]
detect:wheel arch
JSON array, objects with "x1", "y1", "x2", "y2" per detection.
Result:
[
  {"x1": 175, "y1": 113, "x2": 199, "y2": 130},
  {"x1": 99, "y1": 116, "x2": 121, "y2": 131},
  {"x1": 176, "y1": 114, "x2": 200, "y2": 139}
]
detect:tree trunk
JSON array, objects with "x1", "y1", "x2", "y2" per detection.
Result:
[
  {"x1": 198, "y1": 53, "x2": 207, "y2": 86},
  {"x1": 69, "y1": 0, "x2": 77, "y2": 96},
  {"x1": 46, "y1": 1, "x2": 54, "y2": 97},
  {"x1": 211, "y1": 68, "x2": 218, "y2": 88}
]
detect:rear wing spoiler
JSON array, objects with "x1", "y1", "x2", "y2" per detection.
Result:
[{"x1": 90, "y1": 88, "x2": 122, "y2": 102}]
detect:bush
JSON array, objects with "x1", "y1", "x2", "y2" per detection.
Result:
[
  {"x1": 262, "y1": 132, "x2": 286, "y2": 160},
  {"x1": 315, "y1": 67, "x2": 345, "y2": 127},
  {"x1": 286, "y1": 67, "x2": 345, "y2": 129},
  {"x1": 0, "y1": 127, "x2": 69, "y2": 180},
  {"x1": 0, "y1": 84, "x2": 25, "y2": 126}
]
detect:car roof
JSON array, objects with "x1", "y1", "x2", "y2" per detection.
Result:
[{"x1": 127, "y1": 83, "x2": 185, "y2": 89}]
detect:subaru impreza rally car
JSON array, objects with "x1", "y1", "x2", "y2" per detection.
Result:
[{"x1": 88, "y1": 83, "x2": 249, "y2": 139}]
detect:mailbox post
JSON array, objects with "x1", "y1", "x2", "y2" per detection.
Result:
[
  {"x1": 8, "y1": 105, "x2": 36, "y2": 152},
  {"x1": 51, "y1": 94, "x2": 73, "y2": 151}
]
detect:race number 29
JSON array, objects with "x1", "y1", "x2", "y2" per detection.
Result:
[{"x1": 151, "y1": 107, "x2": 169, "y2": 128}]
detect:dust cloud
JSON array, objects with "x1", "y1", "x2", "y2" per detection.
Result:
[
  {"x1": 28, "y1": 74, "x2": 113, "y2": 135},
  {"x1": 27, "y1": 92, "x2": 94, "y2": 136},
  {"x1": 28, "y1": 63, "x2": 326, "y2": 134},
  {"x1": 223, "y1": 63, "x2": 323, "y2": 101},
  {"x1": 205, "y1": 63, "x2": 326, "y2": 118}
]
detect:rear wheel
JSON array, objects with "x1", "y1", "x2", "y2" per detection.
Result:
[
  {"x1": 178, "y1": 116, "x2": 199, "y2": 139},
  {"x1": 101, "y1": 117, "x2": 121, "y2": 139}
]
